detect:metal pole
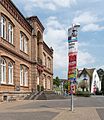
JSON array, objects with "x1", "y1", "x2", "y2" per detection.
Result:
[
  {"x1": 70, "y1": 80, "x2": 74, "y2": 111},
  {"x1": 71, "y1": 92, "x2": 73, "y2": 111}
]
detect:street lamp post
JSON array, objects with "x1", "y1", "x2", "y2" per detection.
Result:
[{"x1": 68, "y1": 23, "x2": 80, "y2": 111}]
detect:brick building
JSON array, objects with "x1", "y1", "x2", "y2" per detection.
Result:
[{"x1": 0, "y1": 0, "x2": 53, "y2": 101}]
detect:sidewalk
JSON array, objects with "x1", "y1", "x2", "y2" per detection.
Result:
[{"x1": 53, "y1": 107, "x2": 101, "y2": 120}]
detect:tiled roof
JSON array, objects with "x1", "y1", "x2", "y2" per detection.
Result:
[{"x1": 78, "y1": 68, "x2": 95, "y2": 78}]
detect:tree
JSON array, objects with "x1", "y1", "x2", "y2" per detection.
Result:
[
  {"x1": 97, "y1": 68, "x2": 104, "y2": 94},
  {"x1": 53, "y1": 76, "x2": 60, "y2": 87},
  {"x1": 63, "y1": 81, "x2": 68, "y2": 90},
  {"x1": 102, "y1": 75, "x2": 104, "y2": 94},
  {"x1": 97, "y1": 68, "x2": 104, "y2": 80},
  {"x1": 78, "y1": 80, "x2": 88, "y2": 92}
]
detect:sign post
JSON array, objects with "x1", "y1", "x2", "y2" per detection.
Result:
[{"x1": 68, "y1": 23, "x2": 80, "y2": 111}]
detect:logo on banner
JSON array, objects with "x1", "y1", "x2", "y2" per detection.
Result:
[
  {"x1": 68, "y1": 36, "x2": 77, "y2": 43},
  {"x1": 68, "y1": 42, "x2": 78, "y2": 53}
]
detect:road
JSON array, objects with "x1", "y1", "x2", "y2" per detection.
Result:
[{"x1": 0, "y1": 96, "x2": 104, "y2": 120}]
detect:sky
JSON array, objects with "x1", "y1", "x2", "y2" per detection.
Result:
[{"x1": 12, "y1": 0, "x2": 104, "y2": 79}]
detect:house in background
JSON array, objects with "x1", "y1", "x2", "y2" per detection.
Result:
[{"x1": 77, "y1": 68, "x2": 101, "y2": 94}]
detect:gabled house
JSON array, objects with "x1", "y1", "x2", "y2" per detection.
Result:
[{"x1": 77, "y1": 68, "x2": 101, "y2": 94}]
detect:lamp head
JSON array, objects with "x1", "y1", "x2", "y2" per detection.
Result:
[{"x1": 72, "y1": 23, "x2": 80, "y2": 28}]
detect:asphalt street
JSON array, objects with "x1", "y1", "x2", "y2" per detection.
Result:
[{"x1": 0, "y1": 96, "x2": 104, "y2": 120}]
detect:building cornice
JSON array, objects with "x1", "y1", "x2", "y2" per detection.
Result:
[
  {"x1": 0, "y1": 38, "x2": 37, "y2": 64},
  {"x1": 26, "y1": 16, "x2": 45, "y2": 31},
  {"x1": 0, "y1": 0, "x2": 32, "y2": 35},
  {"x1": 43, "y1": 41, "x2": 53, "y2": 58}
]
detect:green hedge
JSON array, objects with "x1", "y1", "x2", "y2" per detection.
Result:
[{"x1": 76, "y1": 91, "x2": 90, "y2": 97}]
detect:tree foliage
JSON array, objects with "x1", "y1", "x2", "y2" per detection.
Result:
[
  {"x1": 97, "y1": 68, "x2": 104, "y2": 80},
  {"x1": 97, "y1": 68, "x2": 104, "y2": 94},
  {"x1": 53, "y1": 76, "x2": 60, "y2": 87},
  {"x1": 63, "y1": 81, "x2": 68, "y2": 90}
]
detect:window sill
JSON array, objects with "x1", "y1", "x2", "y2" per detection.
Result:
[
  {"x1": 0, "y1": 37, "x2": 15, "y2": 47},
  {"x1": 0, "y1": 82, "x2": 6, "y2": 85},
  {"x1": 0, "y1": 83, "x2": 15, "y2": 86},
  {"x1": 8, "y1": 83, "x2": 14, "y2": 86},
  {"x1": 20, "y1": 50, "x2": 29, "y2": 56},
  {"x1": 20, "y1": 85, "x2": 29, "y2": 88}
]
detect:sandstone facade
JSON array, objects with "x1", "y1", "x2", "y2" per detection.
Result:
[{"x1": 0, "y1": 0, "x2": 53, "y2": 101}]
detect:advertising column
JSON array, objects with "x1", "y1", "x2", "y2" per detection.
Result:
[{"x1": 68, "y1": 23, "x2": 80, "y2": 111}]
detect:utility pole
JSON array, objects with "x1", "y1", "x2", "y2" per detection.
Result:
[{"x1": 68, "y1": 23, "x2": 80, "y2": 111}]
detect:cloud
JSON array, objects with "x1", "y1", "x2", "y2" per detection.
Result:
[
  {"x1": 82, "y1": 23, "x2": 104, "y2": 32},
  {"x1": 44, "y1": 16, "x2": 68, "y2": 78},
  {"x1": 78, "y1": 50, "x2": 95, "y2": 67},
  {"x1": 72, "y1": 11, "x2": 104, "y2": 32},
  {"x1": 46, "y1": 17, "x2": 64, "y2": 29},
  {"x1": 44, "y1": 16, "x2": 67, "y2": 45},
  {"x1": 78, "y1": 42, "x2": 89, "y2": 47},
  {"x1": 13, "y1": 0, "x2": 77, "y2": 12},
  {"x1": 52, "y1": 0, "x2": 77, "y2": 8},
  {"x1": 73, "y1": 11, "x2": 99, "y2": 24}
]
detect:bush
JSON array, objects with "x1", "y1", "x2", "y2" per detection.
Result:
[
  {"x1": 95, "y1": 90, "x2": 102, "y2": 95},
  {"x1": 37, "y1": 85, "x2": 40, "y2": 91},
  {"x1": 76, "y1": 91, "x2": 90, "y2": 97},
  {"x1": 41, "y1": 86, "x2": 44, "y2": 91}
]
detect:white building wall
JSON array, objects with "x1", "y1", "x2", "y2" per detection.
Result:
[{"x1": 91, "y1": 70, "x2": 101, "y2": 93}]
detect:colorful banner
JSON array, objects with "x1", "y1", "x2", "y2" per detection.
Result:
[{"x1": 68, "y1": 27, "x2": 78, "y2": 94}]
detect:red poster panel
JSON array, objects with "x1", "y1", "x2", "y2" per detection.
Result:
[{"x1": 69, "y1": 54, "x2": 77, "y2": 62}]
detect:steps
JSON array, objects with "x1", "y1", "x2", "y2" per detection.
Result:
[
  {"x1": 24, "y1": 92, "x2": 39, "y2": 100},
  {"x1": 24, "y1": 91, "x2": 67, "y2": 100},
  {"x1": 36, "y1": 91, "x2": 66, "y2": 100}
]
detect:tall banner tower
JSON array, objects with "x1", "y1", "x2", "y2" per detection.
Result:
[{"x1": 68, "y1": 23, "x2": 80, "y2": 111}]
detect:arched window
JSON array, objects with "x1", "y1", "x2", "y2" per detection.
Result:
[
  {"x1": 47, "y1": 76, "x2": 51, "y2": 90},
  {"x1": 24, "y1": 67, "x2": 28, "y2": 86},
  {"x1": 20, "y1": 65, "x2": 29, "y2": 86},
  {"x1": 20, "y1": 32, "x2": 23, "y2": 51},
  {"x1": 8, "y1": 62, "x2": 13, "y2": 84},
  {"x1": 43, "y1": 53, "x2": 46, "y2": 66},
  {"x1": 20, "y1": 32, "x2": 28, "y2": 54},
  {"x1": 8, "y1": 22, "x2": 13, "y2": 44},
  {"x1": 47, "y1": 57, "x2": 51, "y2": 69},
  {"x1": 1, "y1": 16, "x2": 6, "y2": 39},
  {"x1": 20, "y1": 65, "x2": 23, "y2": 86},
  {"x1": 0, "y1": 58, "x2": 6, "y2": 84},
  {"x1": 43, "y1": 74, "x2": 46, "y2": 89},
  {"x1": 37, "y1": 31, "x2": 42, "y2": 59},
  {"x1": 24, "y1": 36, "x2": 28, "y2": 53}
]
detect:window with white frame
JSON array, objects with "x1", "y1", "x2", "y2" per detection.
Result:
[
  {"x1": 37, "y1": 76, "x2": 39, "y2": 85},
  {"x1": 24, "y1": 36, "x2": 28, "y2": 53},
  {"x1": 8, "y1": 23, "x2": 13, "y2": 44},
  {"x1": 1, "y1": 16, "x2": 6, "y2": 39},
  {"x1": 8, "y1": 62, "x2": 13, "y2": 84},
  {"x1": 20, "y1": 32, "x2": 28, "y2": 54},
  {"x1": 47, "y1": 57, "x2": 51, "y2": 69},
  {"x1": 43, "y1": 53, "x2": 46, "y2": 66},
  {"x1": 0, "y1": 58, "x2": 6, "y2": 84},
  {"x1": 20, "y1": 32, "x2": 23, "y2": 51},
  {"x1": 24, "y1": 68, "x2": 28, "y2": 86},
  {"x1": 20, "y1": 65, "x2": 23, "y2": 86}
]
